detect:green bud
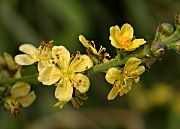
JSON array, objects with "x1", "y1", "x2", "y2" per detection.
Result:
[
  {"x1": 150, "y1": 41, "x2": 164, "y2": 58},
  {"x1": 159, "y1": 23, "x2": 174, "y2": 37},
  {"x1": 167, "y1": 40, "x2": 180, "y2": 53}
]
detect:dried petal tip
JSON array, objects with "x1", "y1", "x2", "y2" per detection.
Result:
[{"x1": 175, "y1": 14, "x2": 180, "y2": 28}]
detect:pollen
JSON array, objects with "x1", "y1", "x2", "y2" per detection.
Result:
[{"x1": 118, "y1": 37, "x2": 131, "y2": 48}]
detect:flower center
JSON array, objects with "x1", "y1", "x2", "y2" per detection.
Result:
[
  {"x1": 37, "y1": 41, "x2": 53, "y2": 61},
  {"x1": 61, "y1": 68, "x2": 73, "y2": 78},
  {"x1": 118, "y1": 37, "x2": 131, "y2": 48}
]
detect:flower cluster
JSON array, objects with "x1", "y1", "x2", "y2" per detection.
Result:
[
  {"x1": 15, "y1": 42, "x2": 93, "y2": 108},
  {"x1": 4, "y1": 82, "x2": 36, "y2": 117},
  {"x1": 13, "y1": 23, "x2": 147, "y2": 109},
  {"x1": 0, "y1": 52, "x2": 36, "y2": 116},
  {"x1": 105, "y1": 57, "x2": 145, "y2": 100}
]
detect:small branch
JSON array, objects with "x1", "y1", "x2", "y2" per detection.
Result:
[
  {"x1": 85, "y1": 46, "x2": 149, "y2": 76},
  {"x1": 0, "y1": 75, "x2": 40, "y2": 86}
]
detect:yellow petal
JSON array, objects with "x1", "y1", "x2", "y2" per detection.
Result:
[
  {"x1": 105, "y1": 68, "x2": 123, "y2": 84},
  {"x1": 15, "y1": 54, "x2": 37, "y2": 65},
  {"x1": 124, "y1": 57, "x2": 142, "y2": 74},
  {"x1": 53, "y1": 101, "x2": 67, "y2": 109},
  {"x1": 107, "y1": 85, "x2": 120, "y2": 100},
  {"x1": 126, "y1": 39, "x2": 146, "y2": 51},
  {"x1": 109, "y1": 25, "x2": 122, "y2": 48},
  {"x1": 19, "y1": 44, "x2": 37, "y2": 57},
  {"x1": 71, "y1": 73, "x2": 90, "y2": 93},
  {"x1": 123, "y1": 79, "x2": 133, "y2": 94},
  {"x1": 17, "y1": 91, "x2": 36, "y2": 107},
  {"x1": 79, "y1": 35, "x2": 91, "y2": 48},
  {"x1": 52, "y1": 46, "x2": 70, "y2": 69},
  {"x1": 37, "y1": 61, "x2": 52, "y2": 72},
  {"x1": 70, "y1": 54, "x2": 93, "y2": 72},
  {"x1": 55, "y1": 77, "x2": 73, "y2": 102},
  {"x1": 129, "y1": 66, "x2": 145, "y2": 79},
  {"x1": 79, "y1": 35, "x2": 99, "y2": 55},
  {"x1": 11, "y1": 82, "x2": 30, "y2": 98},
  {"x1": 38, "y1": 66, "x2": 61, "y2": 85},
  {"x1": 120, "y1": 23, "x2": 134, "y2": 39}
]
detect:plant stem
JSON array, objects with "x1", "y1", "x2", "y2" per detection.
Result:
[{"x1": 0, "y1": 75, "x2": 39, "y2": 86}]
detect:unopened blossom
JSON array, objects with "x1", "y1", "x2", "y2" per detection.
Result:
[
  {"x1": 109, "y1": 23, "x2": 146, "y2": 51},
  {"x1": 105, "y1": 57, "x2": 145, "y2": 100},
  {"x1": 4, "y1": 82, "x2": 36, "y2": 116},
  {"x1": 15, "y1": 41, "x2": 53, "y2": 71},
  {"x1": 38, "y1": 46, "x2": 93, "y2": 108}
]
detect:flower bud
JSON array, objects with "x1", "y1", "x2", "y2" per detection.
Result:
[
  {"x1": 158, "y1": 23, "x2": 174, "y2": 37},
  {"x1": 150, "y1": 41, "x2": 164, "y2": 58},
  {"x1": 169, "y1": 41, "x2": 180, "y2": 53}
]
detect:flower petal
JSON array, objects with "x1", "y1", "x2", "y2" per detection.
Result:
[
  {"x1": 53, "y1": 101, "x2": 67, "y2": 109},
  {"x1": 109, "y1": 25, "x2": 122, "y2": 48},
  {"x1": 79, "y1": 35, "x2": 91, "y2": 48},
  {"x1": 52, "y1": 46, "x2": 70, "y2": 69},
  {"x1": 37, "y1": 61, "x2": 52, "y2": 72},
  {"x1": 55, "y1": 77, "x2": 73, "y2": 102},
  {"x1": 123, "y1": 79, "x2": 133, "y2": 94},
  {"x1": 107, "y1": 85, "x2": 120, "y2": 100},
  {"x1": 70, "y1": 54, "x2": 93, "y2": 72},
  {"x1": 11, "y1": 82, "x2": 30, "y2": 98},
  {"x1": 38, "y1": 66, "x2": 61, "y2": 85},
  {"x1": 105, "y1": 68, "x2": 123, "y2": 84},
  {"x1": 15, "y1": 54, "x2": 37, "y2": 65},
  {"x1": 125, "y1": 39, "x2": 146, "y2": 51},
  {"x1": 120, "y1": 23, "x2": 134, "y2": 39},
  {"x1": 129, "y1": 66, "x2": 145, "y2": 78},
  {"x1": 19, "y1": 44, "x2": 37, "y2": 57},
  {"x1": 124, "y1": 57, "x2": 142, "y2": 74},
  {"x1": 17, "y1": 91, "x2": 36, "y2": 107},
  {"x1": 71, "y1": 73, "x2": 90, "y2": 93}
]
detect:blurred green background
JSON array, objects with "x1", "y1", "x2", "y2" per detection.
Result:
[{"x1": 0, "y1": 0, "x2": 180, "y2": 129}]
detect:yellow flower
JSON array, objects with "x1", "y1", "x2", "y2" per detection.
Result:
[
  {"x1": 105, "y1": 57, "x2": 145, "y2": 100},
  {"x1": 79, "y1": 35, "x2": 110, "y2": 63},
  {"x1": 15, "y1": 41, "x2": 53, "y2": 71},
  {"x1": 4, "y1": 82, "x2": 36, "y2": 116},
  {"x1": 38, "y1": 46, "x2": 93, "y2": 108},
  {"x1": 109, "y1": 23, "x2": 146, "y2": 51}
]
